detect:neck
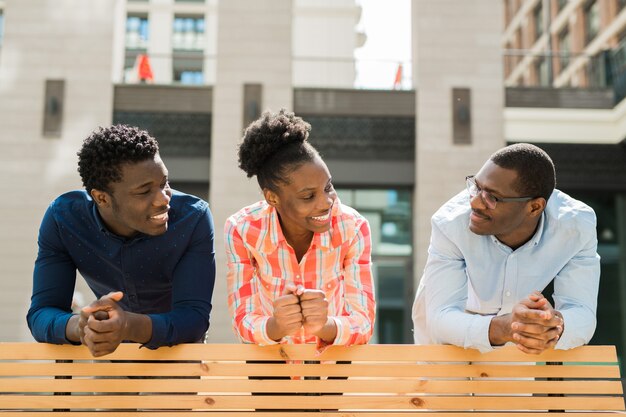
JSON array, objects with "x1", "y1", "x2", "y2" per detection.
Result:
[{"x1": 496, "y1": 218, "x2": 540, "y2": 250}]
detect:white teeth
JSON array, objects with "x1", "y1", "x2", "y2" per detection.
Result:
[
  {"x1": 311, "y1": 213, "x2": 329, "y2": 221},
  {"x1": 151, "y1": 213, "x2": 168, "y2": 220}
]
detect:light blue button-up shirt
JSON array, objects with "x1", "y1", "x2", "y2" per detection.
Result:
[{"x1": 412, "y1": 189, "x2": 600, "y2": 352}]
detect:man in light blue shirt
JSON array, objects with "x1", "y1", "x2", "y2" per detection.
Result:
[{"x1": 412, "y1": 143, "x2": 600, "y2": 353}]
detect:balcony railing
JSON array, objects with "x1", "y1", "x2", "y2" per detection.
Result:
[{"x1": 121, "y1": 51, "x2": 413, "y2": 91}]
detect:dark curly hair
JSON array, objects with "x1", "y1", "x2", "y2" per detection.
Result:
[
  {"x1": 490, "y1": 143, "x2": 556, "y2": 201},
  {"x1": 77, "y1": 124, "x2": 159, "y2": 194},
  {"x1": 238, "y1": 109, "x2": 319, "y2": 190}
]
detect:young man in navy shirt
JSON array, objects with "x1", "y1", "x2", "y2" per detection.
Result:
[{"x1": 28, "y1": 125, "x2": 215, "y2": 356}]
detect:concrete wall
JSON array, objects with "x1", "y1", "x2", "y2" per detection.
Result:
[
  {"x1": 412, "y1": 0, "x2": 505, "y2": 284},
  {"x1": 0, "y1": 0, "x2": 117, "y2": 341},
  {"x1": 208, "y1": 0, "x2": 293, "y2": 342}
]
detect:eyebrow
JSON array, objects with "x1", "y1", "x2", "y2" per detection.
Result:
[
  {"x1": 131, "y1": 174, "x2": 168, "y2": 191},
  {"x1": 474, "y1": 177, "x2": 505, "y2": 197},
  {"x1": 296, "y1": 177, "x2": 332, "y2": 193}
]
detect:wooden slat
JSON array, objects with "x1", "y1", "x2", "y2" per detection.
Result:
[
  {"x1": 0, "y1": 362, "x2": 618, "y2": 378},
  {"x1": 0, "y1": 394, "x2": 624, "y2": 411},
  {"x1": 0, "y1": 378, "x2": 620, "y2": 395},
  {"x1": 0, "y1": 414, "x2": 621, "y2": 417},
  {"x1": 0, "y1": 343, "x2": 617, "y2": 363}
]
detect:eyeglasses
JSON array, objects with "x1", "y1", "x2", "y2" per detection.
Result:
[{"x1": 465, "y1": 175, "x2": 534, "y2": 209}]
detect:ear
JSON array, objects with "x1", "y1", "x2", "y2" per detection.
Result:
[
  {"x1": 90, "y1": 188, "x2": 111, "y2": 208},
  {"x1": 263, "y1": 188, "x2": 280, "y2": 208},
  {"x1": 528, "y1": 197, "x2": 546, "y2": 218}
]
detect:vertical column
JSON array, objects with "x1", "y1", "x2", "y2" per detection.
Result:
[
  {"x1": 0, "y1": 0, "x2": 117, "y2": 341},
  {"x1": 412, "y1": 0, "x2": 505, "y2": 286},
  {"x1": 150, "y1": 0, "x2": 174, "y2": 84},
  {"x1": 209, "y1": 0, "x2": 293, "y2": 342}
]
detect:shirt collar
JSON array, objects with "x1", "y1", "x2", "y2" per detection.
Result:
[
  {"x1": 90, "y1": 196, "x2": 148, "y2": 243},
  {"x1": 489, "y1": 211, "x2": 545, "y2": 249},
  {"x1": 256, "y1": 199, "x2": 343, "y2": 253}
]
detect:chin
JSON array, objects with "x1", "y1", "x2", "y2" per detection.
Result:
[{"x1": 469, "y1": 222, "x2": 489, "y2": 236}]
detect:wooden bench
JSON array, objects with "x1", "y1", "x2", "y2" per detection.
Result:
[{"x1": 0, "y1": 342, "x2": 623, "y2": 415}]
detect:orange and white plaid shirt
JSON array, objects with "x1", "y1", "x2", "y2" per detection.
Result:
[{"x1": 225, "y1": 199, "x2": 375, "y2": 348}]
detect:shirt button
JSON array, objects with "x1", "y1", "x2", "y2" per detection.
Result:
[{"x1": 505, "y1": 291, "x2": 511, "y2": 297}]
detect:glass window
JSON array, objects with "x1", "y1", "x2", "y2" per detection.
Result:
[
  {"x1": 534, "y1": 4, "x2": 543, "y2": 40},
  {"x1": 558, "y1": 28, "x2": 570, "y2": 70},
  {"x1": 126, "y1": 14, "x2": 149, "y2": 49},
  {"x1": 173, "y1": 51, "x2": 204, "y2": 84},
  {"x1": 336, "y1": 188, "x2": 413, "y2": 344},
  {"x1": 585, "y1": 0, "x2": 600, "y2": 44},
  {"x1": 535, "y1": 56, "x2": 549, "y2": 86},
  {"x1": 173, "y1": 16, "x2": 205, "y2": 51}
]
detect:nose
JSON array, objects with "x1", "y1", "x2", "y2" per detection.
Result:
[
  {"x1": 469, "y1": 191, "x2": 486, "y2": 210},
  {"x1": 155, "y1": 186, "x2": 171, "y2": 206}
]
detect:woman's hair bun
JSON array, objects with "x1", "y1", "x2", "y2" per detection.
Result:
[{"x1": 238, "y1": 109, "x2": 311, "y2": 178}]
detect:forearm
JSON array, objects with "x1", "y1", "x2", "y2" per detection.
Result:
[
  {"x1": 65, "y1": 315, "x2": 81, "y2": 343},
  {"x1": 123, "y1": 312, "x2": 152, "y2": 344},
  {"x1": 488, "y1": 314, "x2": 513, "y2": 346},
  {"x1": 315, "y1": 318, "x2": 338, "y2": 343}
]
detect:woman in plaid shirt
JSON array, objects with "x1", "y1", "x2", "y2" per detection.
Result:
[{"x1": 225, "y1": 110, "x2": 376, "y2": 350}]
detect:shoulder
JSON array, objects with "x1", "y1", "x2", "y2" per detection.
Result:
[
  {"x1": 333, "y1": 202, "x2": 369, "y2": 242},
  {"x1": 170, "y1": 189, "x2": 209, "y2": 212},
  {"x1": 226, "y1": 201, "x2": 268, "y2": 228},
  {"x1": 47, "y1": 190, "x2": 92, "y2": 218},
  {"x1": 169, "y1": 190, "x2": 211, "y2": 219},
  {"x1": 544, "y1": 189, "x2": 597, "y2": 231},
  {"x1": 431, "y1": 190, "x2": 471, "y2": 232}
]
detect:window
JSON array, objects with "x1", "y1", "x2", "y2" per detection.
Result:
[
  {"x1": 124, "y1": 14, "x2": 149, "y2": 83},
  {"x1": 535, "y1": 56, "x2": 550, "y2": 86},
  {"x1": 336, "y1": 188, "x2": 413, "y2": 344},
  {"x1": 558, "y1": 0, "x2": 568, "y2": 11},
  {"x1": 173, "y1": 16, "x2": 205, "y2": 51},
  {"x1": 585, "y1": 0, "x2": 600, "y2": 45},
  {"x1": 558, "y1": 28, "x2": 571, "y2": 70},
  {"x1": 534, "y1": 4, "x2": 543, "y2": 40},
  {"x1": 126, "y1": 14, "x2": 149, "y2": 49},
  {"x1": 619, "y1": 0, "x2": 626, "y2": 12}
]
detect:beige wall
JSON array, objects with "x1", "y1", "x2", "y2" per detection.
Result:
[
  {"x1": 0, "y1": 0, "x2": 117, "y2": 341},
  {"x1": 208, "y1": 0, "x2": 293, "y2": 342},
  {"x1": 412, "y1": 0, "x2": 505, "y2": 285}
]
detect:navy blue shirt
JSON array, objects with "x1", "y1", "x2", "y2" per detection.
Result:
[{"x1": 27, "y1": 190, "x2": 215, "y2": 349}]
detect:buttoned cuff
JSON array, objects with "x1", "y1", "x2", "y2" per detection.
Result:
[
  {"x1": 328, "y1": 316, "x2": 349, "y2": 346},
  {"x1": 143, "y1": 314, "x2": 164, "y2": 350},
  {"x1": 466, "y1": 314, "x2": 495, "y2": 353},
  {"x1": 553, "y1": 310, "x2": 583, "y2": 350},
  {"x1": 59, "y1": 313, "x2": 81, "y2": 345},
  {"x1": 256, "y1": 317, "x2": 280, "y2": 346}
]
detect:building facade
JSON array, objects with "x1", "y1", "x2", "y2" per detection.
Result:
[{"x1": 0, "y1": 0, "x2": 623, "y2": 366}]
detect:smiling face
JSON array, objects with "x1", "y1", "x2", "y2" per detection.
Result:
[
  {"x1": 468, "y1": 160, "x2": 545, "y2": 249},
  {"x1": 91, "y1": 154, "x2": 172, "y2": 238},
  {"x1": 264, "y1": 156, "x2": 337, "y2": 244}
]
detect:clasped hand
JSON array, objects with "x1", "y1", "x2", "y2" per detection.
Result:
[
  {"x1": 510, "y1": 291, "x2": 564, "y2": 354},
  {"x1": 269, "y1": 284, "x2": 330, "y2": 340},
  {"x1": 77, "y1": 291, "x2": 128, "y2": 357}
]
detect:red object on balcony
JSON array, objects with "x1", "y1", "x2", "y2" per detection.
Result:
[
  {"x1": 393, "y1": 63, "x2": 403, "y2": 89},
  {"x1": 137, "y1": 54, "x2": 154, "y2": 82}
]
